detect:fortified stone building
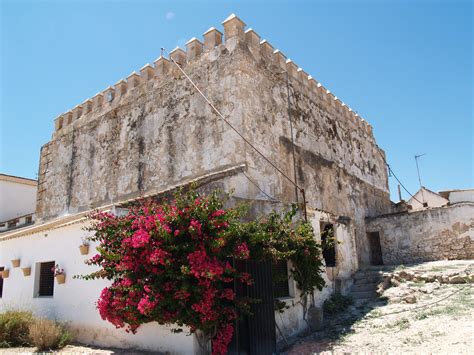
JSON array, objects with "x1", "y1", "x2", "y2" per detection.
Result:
[
  {"x1": 37, "y1": 14, "x2": 390, "y2": 267},
  {"x1": 2, "y1": 13, "x2": 471, "y2": 354}
]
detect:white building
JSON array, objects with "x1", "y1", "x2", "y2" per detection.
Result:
[
  {"x1": 407, "y1": 187, "x2": 449, "y2": 211},
  {"x1": 439, "y1": 189, "x2": 474, "y2": 204},
  {"x1": 0, "y1": 174, "x2": 37, "y2": 232}
]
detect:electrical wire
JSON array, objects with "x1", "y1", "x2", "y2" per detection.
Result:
[
  {"x1": 376, "y1": 150, "x2": 423, "y2": 204},
  {"x1": 242, "y1": 172, "x2": 279, "y2": 202},
  {"x1": 166, "y1": 50, "x2": 309, "y2": 219},
  {"x1": 167, "y1": 52, "x2": 302, "y2": 193}
]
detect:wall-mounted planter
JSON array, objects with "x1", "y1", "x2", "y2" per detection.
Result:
[
  {"x1": 11, "y1": 259, "x2": 20, "y2": 268},
  {"x1": 1, "y1": 269, "x2": 9, "y2": 279},
  {"x1": 22, "y1": 267, "x2": 31, "y2": 276},
  {"x1": 79, "y1": 244, "x2": 90, "y2": 255},
  {"x1": 55, "y1": 274, "x2": 66, "y2": 284}
]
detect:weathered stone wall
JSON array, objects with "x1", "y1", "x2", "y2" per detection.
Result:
[
  {"x1": 36, "y1": 14, "x2": 390, "y2": 265},
  {"x1": 238, "y1": 41, "x2": 391, "y2": 265},
  {"x1": 366, "y1": 203, "x2": 474, "y2": 264}
]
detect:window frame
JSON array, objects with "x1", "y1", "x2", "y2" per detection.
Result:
[
  {"x1": 0, "y1": 266, "x2": 4, "y2": 298},
  {"x1": 320, "y1": 222, "x2": 337, "y2": 267},
  {"x1": 34, "y1": 261, "x2": 55, "y2": 298},
  {"x1": 272, "y1": 260, "x2": 294, "y2": 299}
]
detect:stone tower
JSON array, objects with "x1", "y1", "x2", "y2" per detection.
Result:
[{"x1": 36, "y1": 14, "x2": 390, "y2": 265}]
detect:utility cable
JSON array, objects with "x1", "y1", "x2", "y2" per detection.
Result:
[
  {"x1": 167, "y1": 53, "x2": 301, "y2": 193},
  {"x1": 242, "y1": 172, "x2": 279, "y2": 202},
  {"x1": 166, "y1": 50, "x2": 308, "y2": 220},
  {"x1": 376, "y1": 150, "x2": 423, "y2": 205}
]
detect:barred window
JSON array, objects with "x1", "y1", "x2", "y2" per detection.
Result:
[
  {"x1": 272, "y1": 260, "x2": 290, "y2": 298},
  {"x1": 0, "y1": 266, "x2": 4, "y2": 298},
  {"x1": 37, "y1": 261, "x2": 55, "y2": 297}
]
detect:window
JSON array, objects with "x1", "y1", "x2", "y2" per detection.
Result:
[
  {"x1": 0, "y1": 266, "x2": 4, "y2": 298},
  {"x1": 321, "y1": 223, "x2": 336, "y2": 267},
  {"x1": 25, "y1": 216, "x2": 33, "y2": 224},
  {"x1": 7, "y1": 219, "x2": 19, "y2": 228},
  {"x1": 272, "y1": 260, "x2": 290, "y2": 298},
  {"x1": 36, "y1": 261, "x2": 55, "y2": 297}
]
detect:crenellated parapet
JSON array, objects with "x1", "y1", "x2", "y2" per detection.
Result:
[{"x1": 52, "y1": 13, "x2": 374, "y2": 139}]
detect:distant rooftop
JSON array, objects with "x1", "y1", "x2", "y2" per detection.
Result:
[{"x1": 0, "y1": 173, "x2": 37, "y2": 186}]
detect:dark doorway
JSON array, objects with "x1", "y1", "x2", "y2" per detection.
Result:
[
  {"x1": 228, "y1": 260, "x2": 276, "y2": 355},
  {"x1": 368, "y1": 232, "x2": 383, "y2": 265},
  {"x1": 0, "y1": 266, "x2": 4, "y2": 298},
  {"x1": 320, "y1": 223, "x2": 336, "y2": 267}
]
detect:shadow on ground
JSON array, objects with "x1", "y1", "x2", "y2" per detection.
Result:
[{"x1": 279, "y1": 294, "x2": 389, "y2": 354}]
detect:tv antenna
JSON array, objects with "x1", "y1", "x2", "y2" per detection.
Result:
[{"x1": 415, "y1": 153, "x2": 426, "y2": 205}]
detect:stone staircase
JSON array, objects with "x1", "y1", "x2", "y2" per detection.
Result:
[{"x1": 350, "y1": 269, "x2": 385, "y2": 302}]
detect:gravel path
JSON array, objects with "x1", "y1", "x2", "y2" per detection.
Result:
[{"x1": 285, "y1": 260, "x2": 474, "y2": 354}]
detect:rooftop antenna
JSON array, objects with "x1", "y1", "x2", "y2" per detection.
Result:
[{"x1": 415, "y1": 153, "x2": 426, "y2": 205}]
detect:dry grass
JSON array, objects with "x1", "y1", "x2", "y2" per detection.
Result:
[
  {"x1": 0, "y1": 311, "x2": 33, "y2": 347},
  {"x1": 28, "y1": 318, "x2": 72, "y2": 351}
]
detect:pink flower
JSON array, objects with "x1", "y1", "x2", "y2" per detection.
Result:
[
  {"x1": 235, "y1": 242, "x2": 250, "y2": 260},
  {"x1": 189, "y1": 219, "x2": 202, "y2": 235},
  {"x1": 137, "y1": 295, "x2": 157, "y2": 316},
  {"x1": 211, "y1": 209, "x2": 225, "y2": 217},
  {"x1": 149, "y1": 249, "x2": 169, "y2": 265},
  {"x1": 131, "y1": 230, "x2": 150, "y2": 248},
  {"x1": 219, "y1": 288, "x2": 235, "y2": 300}
]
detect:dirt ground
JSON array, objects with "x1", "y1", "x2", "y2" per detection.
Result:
[
  {"x1": 286, "y1": 260, "x2": 474, "y2": 354},
  {"x1": 2, "y1": 260, "x2": 473, "y2": 354}
]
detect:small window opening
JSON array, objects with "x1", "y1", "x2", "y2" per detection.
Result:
[
  {"x1": 107, "y1": 91, "x2": 114, "y2": 102},
  {"x1": 0, "y1": 266, "x2": 4, "y2": 298},
  {"x1": 36, "y1": 261, "x2": 55, "y2": 297},
  {"x1": 272, "y1": 260, "x2": 290, "y2": 298},
  {"x1": 321, "y1": 223, "x2": 336, "y2": 267},
  {"x1": 7, "y1": 219, "x2": 19, "y2": 228}
]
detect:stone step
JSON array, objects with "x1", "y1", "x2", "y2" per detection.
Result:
[
  {"x1": 353, "y1": 276, "x2": 383, "y2": 285},
  {"x1": 354, "y1": 271, "x2": 385, "y2": 279},
  {"x1": 351, "y1": 283, "x2": 378, "y2": 292},
  {"x1": 350, "y1": 290, "x2": 378, "y2": 300}
]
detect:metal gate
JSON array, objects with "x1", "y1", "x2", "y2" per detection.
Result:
[{"x1": 228, "y1": 260, "x2": 277, "y2": 355}]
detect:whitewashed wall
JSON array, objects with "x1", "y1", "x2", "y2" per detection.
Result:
[
  {"x1": 447, "y1": 190, "x2": 474, "y2": 204},
  {"x1": 275, "y1": 211, "x2": 357, "y2": 341},
  {"x1": 407, "y1": 188, "x2": 449, "y2": 211},
  {"x1": 0, "y1": 179, "x2": 37, "y2": 222},
  {"x1": 0, "y1": 222, "x2": 197, "y2": 354},
  {"x1": 0, "y1": 208, "x2": 359, "y2": 349}
]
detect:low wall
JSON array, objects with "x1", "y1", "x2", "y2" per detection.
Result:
[{"x1": 366, "y1": 203, "x2": 474, "y2": 265}]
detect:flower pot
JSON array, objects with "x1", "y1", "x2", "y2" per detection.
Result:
[
  {"x1": 11, "y1": 259, "x2": 20, "y2": 268},
  {"x1": 55, "y1": 274, "x2": 66, "y2": 284},
  {"x1": 22, "y1": 267, "x2": 31, "y2": 276},
  {"x1": 1, "y1": 269, "x2": 9, "y2": 279},
  {"x1": 79, "y1": 244, "x2": 89, "y2": 255}
]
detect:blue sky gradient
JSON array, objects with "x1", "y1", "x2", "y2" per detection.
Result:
[{"x1": 1, "y1": 0, "x2": 472, "y2": 201}]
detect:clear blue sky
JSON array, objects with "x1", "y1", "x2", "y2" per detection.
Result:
[{"x1": 1, "y1": 0, "x2": 472, "y2": 201}]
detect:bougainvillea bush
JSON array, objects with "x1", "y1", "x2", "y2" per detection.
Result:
[{"x1": 80, "y1": 188, "x2": 325, "y2": 355}]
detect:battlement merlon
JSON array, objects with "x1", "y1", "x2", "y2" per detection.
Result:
[{"x1": 51, "y1": 13, "x2": 376, "y2": 143}]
